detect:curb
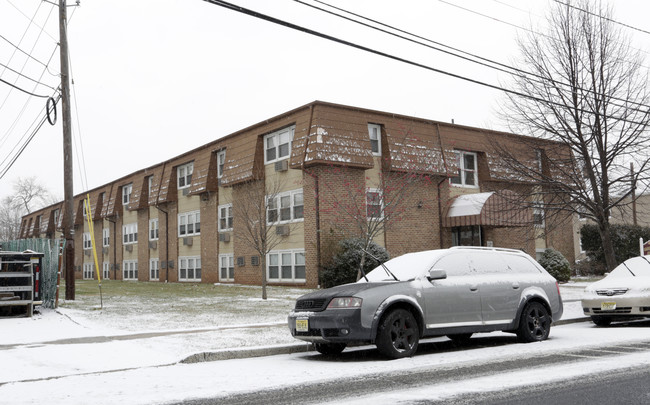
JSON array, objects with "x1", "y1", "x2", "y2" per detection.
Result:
[{"x1": 180, "y1": 317, "x2": 592, "y2": 364}]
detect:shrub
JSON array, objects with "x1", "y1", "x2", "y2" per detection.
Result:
[
  {"x1": 321, "y1": 238, "x2": 389, "y2": 288},
  {"x1": 580, "y1": 224, "x2": 650, "y2": 266},
  {"x1": 538, "y1": 248, "x2": 571, "y2": 282}
]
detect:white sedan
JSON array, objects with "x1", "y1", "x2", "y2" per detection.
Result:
[{"x1": 582, "y1": 256, "x2": 650, "y2": 326}]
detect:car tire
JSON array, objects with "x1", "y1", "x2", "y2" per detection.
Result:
[
  {"x1": 376, "y1": 308, "x2": 419, "y2": 359},
  {"x1": 447, "y1": 333, "x2": 473, "y2": 344},
  {"x1": 591, "y1": 316, "x2": 612, "y2": 327},
  {"x1": 314, "y1": 342, "x2": 346, "y2": 355},
  {"x1": 516, "y1": 301, "x2": 551, "y2": 343}
]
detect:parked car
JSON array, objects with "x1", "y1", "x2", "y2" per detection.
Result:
[
  {"x1": 288, "y1": 247, "x2": 563, "y2": 359},
  {"x1": 581, "y1": 255, "x2": 650, "y2": 326}
]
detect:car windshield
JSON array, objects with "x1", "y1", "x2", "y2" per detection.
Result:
[
  {"x1": 607, "y1": 256, "x2": 650, "y2": 278},
  {"x1": 361, "y1": 250, "x2": 443, "y2": 282}
]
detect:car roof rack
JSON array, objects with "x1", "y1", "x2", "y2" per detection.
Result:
[{"x1": 449, "y1": 246, "x2": 524, "y2": 254}]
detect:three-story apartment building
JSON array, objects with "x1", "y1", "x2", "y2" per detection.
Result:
[{"x1": 19, "y1": 101, "x2": 575, "y2": 288}]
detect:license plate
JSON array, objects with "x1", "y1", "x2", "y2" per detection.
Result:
[
  {"x1": 601, "y1": 302, "x2": 616, "y2": 311},
  {"x1": 296, "y1": 319, "x2": 309, "y2": 332}
]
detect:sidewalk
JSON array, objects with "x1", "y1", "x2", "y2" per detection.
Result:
[{"x1": 0, "y1": 285, "x2": 589, "y2": 385}]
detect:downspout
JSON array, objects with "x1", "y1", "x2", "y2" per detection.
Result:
[
  {"x1": 301, "y1": 105, "x2": 322, "y2": 287},
  {"x1": 155, "y1": 162, "x2": 169, "y2": 282},
  {"x1": 436, "y1": 123, "x2": 450, "y2": 249}
]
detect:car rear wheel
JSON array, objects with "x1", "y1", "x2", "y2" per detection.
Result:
[
  {"x1": 314, "y1": 342, "x2": 346, "y2": 355},
  {"x1": 376, "y1": 308, "x2": 419, "y2": 359},
  {"x1": 516, "y1": 301, "x2": 551, "y2": 343},
  {"x1": 591, "y1": 316, "x2": 612, "y2": 327}
]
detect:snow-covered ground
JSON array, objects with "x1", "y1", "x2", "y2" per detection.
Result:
[{"x1": 0, "y1": 284, "x2": 595, "y2": 404}]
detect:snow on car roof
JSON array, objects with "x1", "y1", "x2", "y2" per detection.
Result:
[{"x1": 364, "y1": 250, "x2": 445, "y2": 281}]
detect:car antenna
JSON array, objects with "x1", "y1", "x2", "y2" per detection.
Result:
[{"x1": 364, "y1": 250, "x2": 399, "y2": 281}]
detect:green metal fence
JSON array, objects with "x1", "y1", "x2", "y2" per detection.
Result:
[{"x1": 1, "y1": 238, "x2": 63, "y2": 309}]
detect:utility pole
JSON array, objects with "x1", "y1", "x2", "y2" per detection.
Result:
[{"x1": 59, "y1": 0, "x2": 75, "y2": 300}]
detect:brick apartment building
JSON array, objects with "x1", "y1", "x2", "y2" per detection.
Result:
[{"x1": 19, "y1": 101, "x2": 575, "y2": 288}]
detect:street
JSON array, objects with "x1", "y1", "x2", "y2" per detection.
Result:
[{"x1": 171, "y1": 321, "x2": 650, "y2": 405}]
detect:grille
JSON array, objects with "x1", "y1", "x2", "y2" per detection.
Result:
[
  {"x1": 592, "y1": 307, "x2": 632, "y2": 314},
  {"x1": 596, "y1": 288, "x2": 628, "y2": 296},
  {"x1": 295, "y1": 298, "x2": 327, "y2": 311}
]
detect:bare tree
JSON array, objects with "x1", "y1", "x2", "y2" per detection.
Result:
[
  {"x1": 499, "y1": 0, "x2": 650, "y2": 269},
  {"x1": 313, "y1": 126, "x2": 432, "y2": 280},
  {"x1": 231, "y1": 178, "x2": 300, "y2": 299},
  {"x1": 12, "y1": 176, "x2": 53, "y2": 214},
  {"x1": 0, "y1": 196, "x2": 23, "y2": 242}
]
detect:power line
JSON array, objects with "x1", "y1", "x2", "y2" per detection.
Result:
[
  {"x1": 300, "y1": 0, "x2": 650, "y2": 114},
  {"x1": 0, "y1": 77, "x2": 51, "y2": 98},
  {"x1": 200, "y1": 0, "x2": 649, "y2": 126},
  {"x1": 0, "y1": 60, "x2": 57, "y2": 91},
  {"x1": 0, "y1": 32, "x2": 53, "y2": 72},
  {"x1": 552, "y1": 0, "x2": 650, "y2": 36}
]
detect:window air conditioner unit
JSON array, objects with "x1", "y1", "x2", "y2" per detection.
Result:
[
  {"x1": 149, "y1": 241, "x2": 158, "y2": 249},
  {"x1": 183, "y1": 237, "x2": 193, "y2": 246},
  {"x1": 182, "y1": 188, "x2": 190, "y2": 196},
  {"x1": 219, "y1": 233, "x2": 230, "y2": 242},
  {"x1": 125, "y1": 244, "x2": 133, "y2": 252},
  {"x1": 275, "y1": 160, "x2": 288, "y2": 172},
  {"x1": 84, "y1": 250, "x2": 90, "y2": 256},
  {"x1": 276, "y1": 225, "x2": 290, "y2": 236},
  {"x1": 251, "y1": 255, "x2": 259, "y2": 266},
  {"x1": 102, "y1": 247, "x2": 109, "y2": 255}
]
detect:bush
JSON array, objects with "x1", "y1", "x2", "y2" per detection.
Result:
[
  {"x1": 538, "y1": 248, "x2": 571, "y2": 282},
  {"x1": 321, "y1": 238, "x2": 389, "y2": 288},
  {"x1": 580, "y1": 224, "x2": 650, "y2": 266}
]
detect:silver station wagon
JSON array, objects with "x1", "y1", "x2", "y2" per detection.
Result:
[{"x1": 288, "y1": 247, "x2": 563, "y2": 359}]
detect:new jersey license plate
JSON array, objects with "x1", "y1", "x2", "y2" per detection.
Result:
[
  {"x1": 296, "y1": 319, "x2": 309, "y2": 332},
  {"x1": 601, "y1": 302, "x2": 616, "y2": 311}
]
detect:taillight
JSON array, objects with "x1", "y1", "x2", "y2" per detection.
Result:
[{"x1": 556, "y1": 281, "x2": 561, "y2": 297}]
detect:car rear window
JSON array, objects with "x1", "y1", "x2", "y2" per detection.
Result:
[
  {"x1": 608, "y1": 256, "x2": 650, "y2": 277},
  {"x1": 504, "y1": 254, "x2": 542, "y2": 274}
]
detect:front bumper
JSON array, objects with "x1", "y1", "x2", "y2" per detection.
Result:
[
  {"x1": 582, "y1": 294, "x2": 650, "y2": 317},
  {"x1": 287, "y1": 308, "x2": 372, "y2": 343}
]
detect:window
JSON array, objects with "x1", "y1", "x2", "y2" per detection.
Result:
[
  {"x1": 178, "y1": 210, "x2": 200, "y2": 236},
  {"x1": 103, "y1": 262, "x2": 110, "y2": 280},
  {"x1": 148, "y1": 176, "x2": 154, "y2": 194},
  {"x1": 123, "y1": 223, "x2": 138, "y2": 244},
  {"x1": 179, "y1": 256, "x2": 201, "y2": 282},
  {"x1": 366, "y1": 189, "x2": 383, "y2": 219},
  {"x1": 122, "y1": 183, "x2": 133, "y2": 205},
  {"x1": 218, "y1": 204, "x2": 233, "y2": 231},
  {"x1": 123, "y1": 260, "x2": 138, "y2": 280},
  {"x1": 53, "y1": 209, "x2": 60, "y2": 227},
  {"x1": 149, "y1": 218, "x2": 159, "y2": 240},
  {"x1": 368, "y1": 123, "x2": 381, "y2": 156},
  {"x1": 450, "y1": 151, "x2": 478, "y2": 187},
  {"x1": 178, "y1": 162, "x2": 194, "y2": 189},
  {"x1": 82, "y1": 232, "x2": 92, "y2": 250},
  {"x1": 267, "y1": 250, "x2": 306, "y2": 282},
  {"x1": 102, "y1": 228, "x2": 110, "y2": 247},
  {"x1": 264, "y1": 126, "x2": 294, "y2": 164},
  {"x1": 219, "y1": 254, "x2": 234, "y2": 282},
  {"x1": 83, "y1": 263, "x2": 94, "y2": 280},
  {"x1": 533, "y1": 203, "x2": 545, "y2": 228},
  {"x1": 452, "y1": 226, "x2": 482, "y2": 246},
  {"x1": 217, "y1": 150, "x2": 226, "y2": 179},
  {"x1": 150, "y1": 258, "x2": 159, "y2": 281},
  {"x1": 267, "y1": 189, "x2": 304, "y2": 224}
]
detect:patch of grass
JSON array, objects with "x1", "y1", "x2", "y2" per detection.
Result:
[{"x1": 58, "y1": 280, "x2": 314, "y2": 332}]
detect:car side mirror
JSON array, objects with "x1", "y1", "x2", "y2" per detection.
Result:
[{"x1": 427, "y1": 269, "x2": 447, "y2": 281}]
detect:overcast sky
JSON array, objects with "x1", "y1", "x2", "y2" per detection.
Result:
[{"x1": 1, "y1": 0, "x2": 649, "y2": 206}]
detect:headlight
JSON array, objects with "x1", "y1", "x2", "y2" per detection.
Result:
[{"x1": 327, "y1": 297, "x2": 362, "y2": 309}]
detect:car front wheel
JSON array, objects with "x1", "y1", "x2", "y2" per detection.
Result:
[
  {"x1": 591, "y1": 316, "x2": 612, "y2": 327},
  {"x1": 376, "y1": 308, "x2": 419, "y2": 359},
  {"x1": 516, "y1": 301, "x2": 551, "y2": 343},
  {"x1": 314, "y1": 342, "x2": 346, "y2": 355}
]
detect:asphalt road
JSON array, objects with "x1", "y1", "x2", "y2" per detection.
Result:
[{"x1": 177, "y1": 331, "x2": 650, "y2": 405}]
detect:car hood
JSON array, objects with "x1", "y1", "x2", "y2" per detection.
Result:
[
  {"x1": 585, "y1": 276, "x2": 650, "y2": 292},
  {"x1": 297, "y1": 282, "x2": 396, "y2": 301}
]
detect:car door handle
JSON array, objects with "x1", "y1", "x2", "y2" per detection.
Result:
[
  {"x1": 470, "y1": 284, "x2": 478, "y2": 291},
  {"x1": 512, "y1": 283, "x2": 520, "y2": 289}
]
